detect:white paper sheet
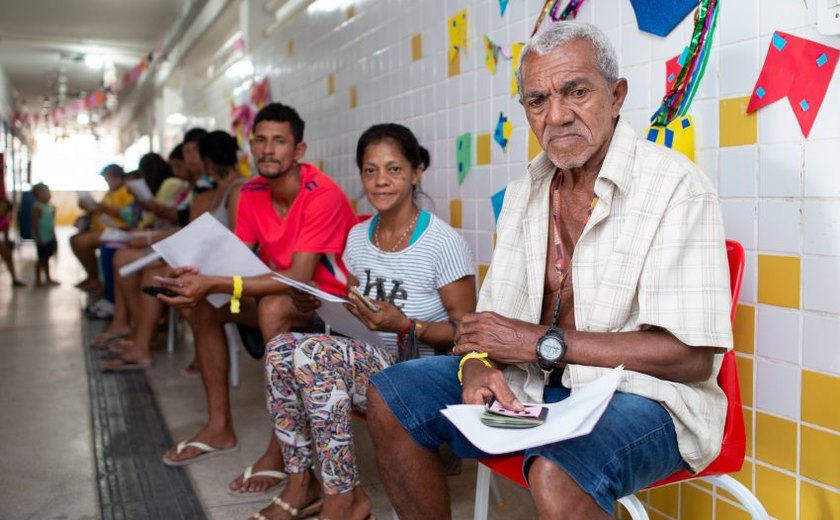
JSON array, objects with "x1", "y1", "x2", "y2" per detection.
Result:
[
  {"x1": 152, "y1": 213, "x2": 271, "y2": 307},
  {"x1": 99, "y1": 228, "x2": 132, "y2": 242},
  {"x1": 76, "y1": 191, "x2": 97, "y2": 211},
  {"x1": 118, "y1": 251, "x2": 162, "y2": 277},
  {"x1": 441, "y1": 366, "x2": 624, "y2": 455},
  {"x1": 272, "y1": 274, "x2": 383, "y2": 347},
  {"x1": 126, "y1": 179, "x2": 155, "y2": 201}
]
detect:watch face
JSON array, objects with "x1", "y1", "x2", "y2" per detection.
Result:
[{"x1": 539, "y1": 337, "x2": 563, "y2": 361}]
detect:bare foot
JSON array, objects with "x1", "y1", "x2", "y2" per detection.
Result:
[
  {"x1": 180, "y1": 361, "x2": 201, "y2": 378},
  {"x1": 229, "y1": 443, "x2": 286, "y2": 494},
  {"x1": 319, "y1": 486, "x2": 373, "y2": 520},
  {"x1": 253, "y1": 471, "x2": 321, "y2": 520},
  {"x1": 162, "y1": 425, "x2": 237, "y2": 465},
  {"x1": 100, "y1": 350, "x2": 152, "y2": 370}
]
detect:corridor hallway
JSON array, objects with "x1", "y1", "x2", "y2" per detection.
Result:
[{"x1": 0, "y1": 229, "x2": 535, "y2": 520}]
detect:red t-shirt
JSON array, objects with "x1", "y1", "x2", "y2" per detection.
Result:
[{"x1": 235, "y1": 163, "x2": 357, "y2": 296}]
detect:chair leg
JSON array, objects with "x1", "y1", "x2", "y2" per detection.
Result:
[
  {"x1": 474, "y1": 463, "x2": 491, "y2": 520},
  {"x1": 704, "y1": 474, "x2": 769, "y2": 519},
  {"x1": 166, "y1": 307, "x2": 177, "y2": 354},
  {"x1": 223, "y1": 323, "x2": 241, "y2": 388},
  {"x1": 489, "y1": 474, "x2": 505, "y2": 508},
  {"x1": 617, "y1": 494, "x2": 649, "y2": 520}
]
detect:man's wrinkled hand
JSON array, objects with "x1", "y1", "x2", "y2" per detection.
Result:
[
  {"x1": 460, "y1": 359, "x2": 523, "y2": 411},
  {"x1": 157, "y1": 268, "x2": 209, "y2": 308},
  {"x1": 453, "y1": 311, "x2": 545, "y2": 365}
]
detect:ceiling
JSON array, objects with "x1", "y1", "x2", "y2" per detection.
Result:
[{"x1": 0, "y1": 0, "x2": 190, "y2": 113}]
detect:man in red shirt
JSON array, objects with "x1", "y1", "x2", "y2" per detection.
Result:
[{"x1": 159, "y1": 104, "x2": 358, "y2": 496}]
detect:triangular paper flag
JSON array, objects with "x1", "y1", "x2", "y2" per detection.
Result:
[
  {"x1": 484, "y1": 35, "x2": 500, "y2": 75},
  {"x1": 491, "y1": 188, "x2": 506, "y2": 223},
  {"x1": 645, "y1": 115, "x2": 695, "y2": 162},
  {"x1": 493, "y1": 112, "x2": 513, "y2": 152},
  {"x1": 499, "y1": 0, "x2": 510, "y2": 16},
  {"x1": 449, "y1": 9, "x2": 468, "y2": 62},
  {"x1": 456, "y1": 133, "x2": 473, "y2": 185},
  {"x1": 629, "y1": 0, "x2": 696, "y2": 37},
  {"x1": 747, "y1": 31, "x2": 839, "y2": 137}
]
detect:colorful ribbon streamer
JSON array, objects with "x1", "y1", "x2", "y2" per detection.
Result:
[{"x1": 532, "y1": 0, "x2": 586, "y2": 36}]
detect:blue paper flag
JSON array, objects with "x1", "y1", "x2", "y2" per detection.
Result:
[
  {"x1": 493, "y1": 112, "x2": 512, "y2": 151},
  {"x1": 499, "y1": 0, "x2": 510, "y2": 16},
  {"x1": 629, "y1": 0, "x2": 696, "y2": 37},
  {"x1": 491, "y1": 188, "x2": 506, "y2": 223}
]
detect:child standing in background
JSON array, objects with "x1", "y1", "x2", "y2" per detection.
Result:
[
  {"x1": 0, "y1": 198, "x2": 25, "y2": 287},
  {"x1": 32, "y1": 183, "x2": 59, "y2": 287}
]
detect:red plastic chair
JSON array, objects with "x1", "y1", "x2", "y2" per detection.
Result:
[{"x1": 473, "y1": 240, "x2": 769, "y2": 519}]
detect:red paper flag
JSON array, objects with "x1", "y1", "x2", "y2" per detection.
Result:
[{"x1": 747, "y1": 31, "x2": 839, "y2": 137}]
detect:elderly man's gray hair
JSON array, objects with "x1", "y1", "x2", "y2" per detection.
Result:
[{"x1": 516, "y1": 21, "x2": 619, "y2": 100}]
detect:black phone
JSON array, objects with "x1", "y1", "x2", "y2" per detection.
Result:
[{"x1": 142, "y1": 286, "x2": 179, "y2": 298}]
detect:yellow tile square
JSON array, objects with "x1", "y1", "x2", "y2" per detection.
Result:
[
  {"x1": 755, "y1": 464, "x2": 796, "y2": 520},
  {"x1": 647, "y1": 511, "x2": 670, "y2": 520},
  {"x1": 349, "y1": 85, "x2": 357, "y2": 109},
  {"x1": 733, "y1": 304, "x2": 755, "y2": 354},
  {"x1": 448, "y1": 51, "x2": 461, "y2": 78},
  {"x1": 450, "y1": 199, "x2": 462, "y2": 228},
  {"x1": 736, "y1": 355, "x2": 753, "y2": 408},
  {"x1": 648, "y1": 484, "x2": 679, "y2": 518},
  {"x1": 719, "y1": 460, "x2": 754, "y2": 505},
  {"x1": 528, "y1": 129, "x2": 542, "y2": 161},
  {"x1": 802, "y1": 370, "x2": 840, "y2": 432},
  {"x1": 345, "y1": 4, "x2": 355, "y2": 19},
  {"x1": 680, "y1": 484, "x2": 712, "y2": 520},
  {"x1": 288, "y1": 39, "x2": 294, "y2": 57},
  {"x1": 476, "y1": 134, "x2": 492, "y2": 165},
  {"x1": 801, "y1": 425, "x2": 840, "y2": 489},
  {"x1": 801, "y1": 481, "x2": 840, "y2": 520},
  {"x1": 318, "y1": 159, "x2": 325, "y2": 172},
  {"x1": 411, "y1": 34, "x2": 422, "y2": 62},
  {"x1": 757, "y1": 254, "x2": 801, "y2": 308},
  {"x1": 327, "y1": 74, "x2": 335, "y2": 96},
  {"x1": 755, "y1": 412, "x2": 797, "y2": 472},
  {"x1": 478, "y1": 263, "x2": 490, "y2": 287},
  {"x1": 716, "y1": 499, "x2": 751, "y2": 520},
  {"x1": 349, "y1": 199, "x2": 358, "y2": 213},
  {"x1": 744, "y1": 409, "x2": 754, "y2": 458},
  {"x1": 719, "y1": 96, "x2": 757, "y2": 147}
]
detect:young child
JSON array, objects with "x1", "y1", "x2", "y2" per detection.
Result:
[
  {"x1": 31, "y1": 183, "x2": 59, "y2": 287},
  {"x1": 0, "y1": 198, "x2": 25, "y2": 287}
]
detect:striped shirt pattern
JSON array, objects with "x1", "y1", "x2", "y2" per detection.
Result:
[
  {"x1": 481, "y1": 119, "x2": 733, "y2": 473},
  {"x1": 343, "y1": 212, "x2": 475, "y2": 358}
]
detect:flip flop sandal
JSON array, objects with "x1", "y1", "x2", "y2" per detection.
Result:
[
  {"x1": 101, "y1": 357, "x2": 151, "y2": 372},
  {"x1": 250, "y1": 496, "x2": 323, "y2": 520},
  {"x1": 90, "y1": 333, "x2": 129, "y2": 349},
  {"x1": 314, "y1": 515, "x2": 376, "y2": 520},
  {"x1": 226, "y1": 465, "x2": 289, "y2": 497},
  {"x1": 162, "y1": 440, "x2": 240, "y2": 466}
]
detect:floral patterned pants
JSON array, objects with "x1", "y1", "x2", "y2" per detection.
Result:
[{"x1": 264, "y1": 333, "x2": 396, "y2": 494}]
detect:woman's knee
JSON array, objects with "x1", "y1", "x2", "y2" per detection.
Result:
[{"x1": 258, "y1": 294, "x2": 296, "y2": 335}]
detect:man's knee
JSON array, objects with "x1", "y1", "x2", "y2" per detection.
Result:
[
  {"x1": 366, "y1": 385, "x2": 398, "y2": 442},
  {"x1": 528, "y1": 457, "x2": 606, "y2": 518},
  {"x1": 258, "y1": 294, "x2": 297, "y2": 337}
]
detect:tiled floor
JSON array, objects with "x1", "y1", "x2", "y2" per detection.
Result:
[{"x1": 0, "y1": 229, "x2": 536, "y2": 519}]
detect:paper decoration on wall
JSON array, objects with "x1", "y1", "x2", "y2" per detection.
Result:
[
  {"x1": 629, "y1": 0, "x2": 696, "y2": 37},
  {"x1": 449, "y1": 9, "x2": 468, "y2": 61},
  {"x1": 491, "y1": 188, "x2": 507, "y2": 223},
  {"x1": 350, "y1": 86, "x2": 358, "y2": 109},
  {"x1": 532, "y1": 0, "x2": 586, "y2": 36},
  {"x1": 494, "y1": 113, "x2": 513, "y2": 152},
  {"x1": 665, "y1": 48, "x2": 688, "y2": 93},
  {"x1": 720, "y1": 96, "x2": 757, "y2": 147},
  {"x1": 251, "y1": 78, "x2": 270, "y2": 108},
  {"x1": 650, "y1": 0, "x2": 719, "y2": 127},
  {"x1": 511, "y1": 42, "x2": 525, "y2": 97},
  {"x1": 747, "y1": 31, "x2": 839, "y2": 137},
  {"x1": 645, "y1": 115, "x2": 695, "y2": 161},
  {"x1": 499, "y1": 0, "x2": 510, "y2": 16},
  {"x1": 456, "y1": 133, "x2": 473, "y2": 185},
  {"x1": 412, "y1": 34, "x2": 422, "y2": 62}
]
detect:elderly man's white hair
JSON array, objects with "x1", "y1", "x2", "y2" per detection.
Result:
[{"x1": 516, "y1": 21, "x2": 619, "y2": 100}]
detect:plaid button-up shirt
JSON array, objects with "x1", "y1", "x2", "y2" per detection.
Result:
[{"x1": 478, "y1": 119, "x2": 732, "y2": 472}]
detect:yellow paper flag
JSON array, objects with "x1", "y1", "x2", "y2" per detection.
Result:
[
  {"x1": 645, "y1": 115, "x2": 695, "y2": 162},
  {"x1": 511, "y1": 42, "x2": 524, "y2": 97},
  {"x1": 449, "y1": 9, "x2": 468, "y2": 62},
  {"x1": 483, "y1": 35, "x2": 498, "y2": 75}
]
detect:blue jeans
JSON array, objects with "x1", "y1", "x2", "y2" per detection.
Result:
[{"x1": 370, "y1": 356, "x2": 687, "y2": 515}]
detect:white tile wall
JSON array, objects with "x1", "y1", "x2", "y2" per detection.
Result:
[
  {"x1": 803, "y1": 202, "x2": 840, "y2": 257},
  {"x1": 755, "y1": 357, "x2": 801, "y2": 420},
  {"x1": 758, "y1": 199, "x2": 800, "y2": 254},
  {"x1": 719, "y1": 147, "x2": 757, "y2": 198},
  {"x1": 804, "y1": 138, "x2": 840, "y2": 197},
  {"x1": 759, "y1": 144, "x2": 801, "y2": 198},
  {"x1": 756, "y1": 305, "x2": 801, "y2": 364},
  {"x1": 719, "y1": 0, "x2": 759, "y2": 45},
  {"x1": 803, "y1": 314, "x2": 840, "y2": 376},
  {"x1": 802, "y1": 256, "x2": 840, "y2": 314},
  {"x1": 721, "y1": 200, "x2": 757, "y2": 250},
  {"x1": 719, "y1": 41, "x2": 759, "y2": 97}
]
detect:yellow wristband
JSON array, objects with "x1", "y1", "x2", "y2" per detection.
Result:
[
  {"x1": 230, "y1": 275, "x2": 243, "y2": 314},
  {"x1": 457, "y1": 351, "x2": 491, "y2": 384}
]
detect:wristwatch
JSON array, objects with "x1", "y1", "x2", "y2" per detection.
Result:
[{"x1": 536, "y1": 327, "x2": 567, "y2": 372}]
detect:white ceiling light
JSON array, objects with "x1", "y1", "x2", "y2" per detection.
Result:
[
  {"x1": 84, "y1": 55, "x2": 104, "y2": 70},
  {"x1": 165, "y1": 113, "x2": 188, "y2": 126},
  {"x1": 77, "y1": 113, "x2": 90, "y2": 125},
  {"x1": 225, "y1": 59, "x2": 254, "y2": 79},
  {"x1": 307, "y1": 0, "x2": 348, "y2": 13}
]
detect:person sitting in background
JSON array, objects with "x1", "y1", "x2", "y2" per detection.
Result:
[
  {"x1": 90, "y1": 147, "x2": 192, "y2": 347},
  {"x1": 102, "y1": 131, "x2": 247, "y2": 371},
  {"x1": 250, "y1": 123, "x2": 476, "y2": 520},
  {"x1": 366, "y1": 22, "x2": 732, "y2": 519},
  {"x1": 0, "y1": 198, "x2": 25, "y2": 287},
  {"x1": 70, "y1": 164, "x2": 135, "y2": 292},
  {"x1": 31, "y1": 183, "x2": 59, "y2": 287},
  {"x1": 155, "y1": 104, "x2": 357, "y2": 502}
]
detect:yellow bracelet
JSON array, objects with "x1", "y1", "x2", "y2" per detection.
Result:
[
  {"x1": 230, "y1": 275, "x2": 243, "y2": 314},
  {"x1": 457, "y1": 351, "x2": 491, "y2": 384}
]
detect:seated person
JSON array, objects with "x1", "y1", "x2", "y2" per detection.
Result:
[
  {"x1": 250, "y1": 124, "x2": 476, "y2": 520},
  {"x1": 155, "y1": 104, "x2": 359, "y2": 493},
  {"x1": 0, "y1": 198, "x2": 24, "y2": 287},
  {"x1": 366, "y1": 22, "x2": 733, "y2": 520},
  {"x1": 70, "y1": 164, "x2": 135, "y2": 292},
  {"x1": 102, "y1": 130, "x2": 246, "y2": 370}
]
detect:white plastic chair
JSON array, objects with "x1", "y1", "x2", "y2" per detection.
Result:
[{"x1": 165, "y1": 307, "x2": 241, "y2": 388}]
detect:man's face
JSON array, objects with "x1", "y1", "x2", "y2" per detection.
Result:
[
  {"x1": 183, "y1": 141, "x2": 203, "y2": 177},
  {"x1": 249, "y1": 121, "x2": 306, "y2": 179},
  {"x1": 520, "y1": 39, "x2": 627, "y2": 171}
]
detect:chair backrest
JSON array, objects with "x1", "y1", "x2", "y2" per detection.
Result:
[
  {"x1": 479, "y1": 240, "x2": 748, "y2": 489},
  {"x1": 650, "y1": 239, "x2": 746, "y2": 486}
]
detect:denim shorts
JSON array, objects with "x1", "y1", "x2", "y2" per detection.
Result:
[{"x1": 370, "y1": 355, "x2": 687, "y2": 515}]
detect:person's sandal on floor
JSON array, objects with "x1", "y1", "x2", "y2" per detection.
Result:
[{"x1": 250, "y1": 496, "x2": 323, "y2": 520}]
